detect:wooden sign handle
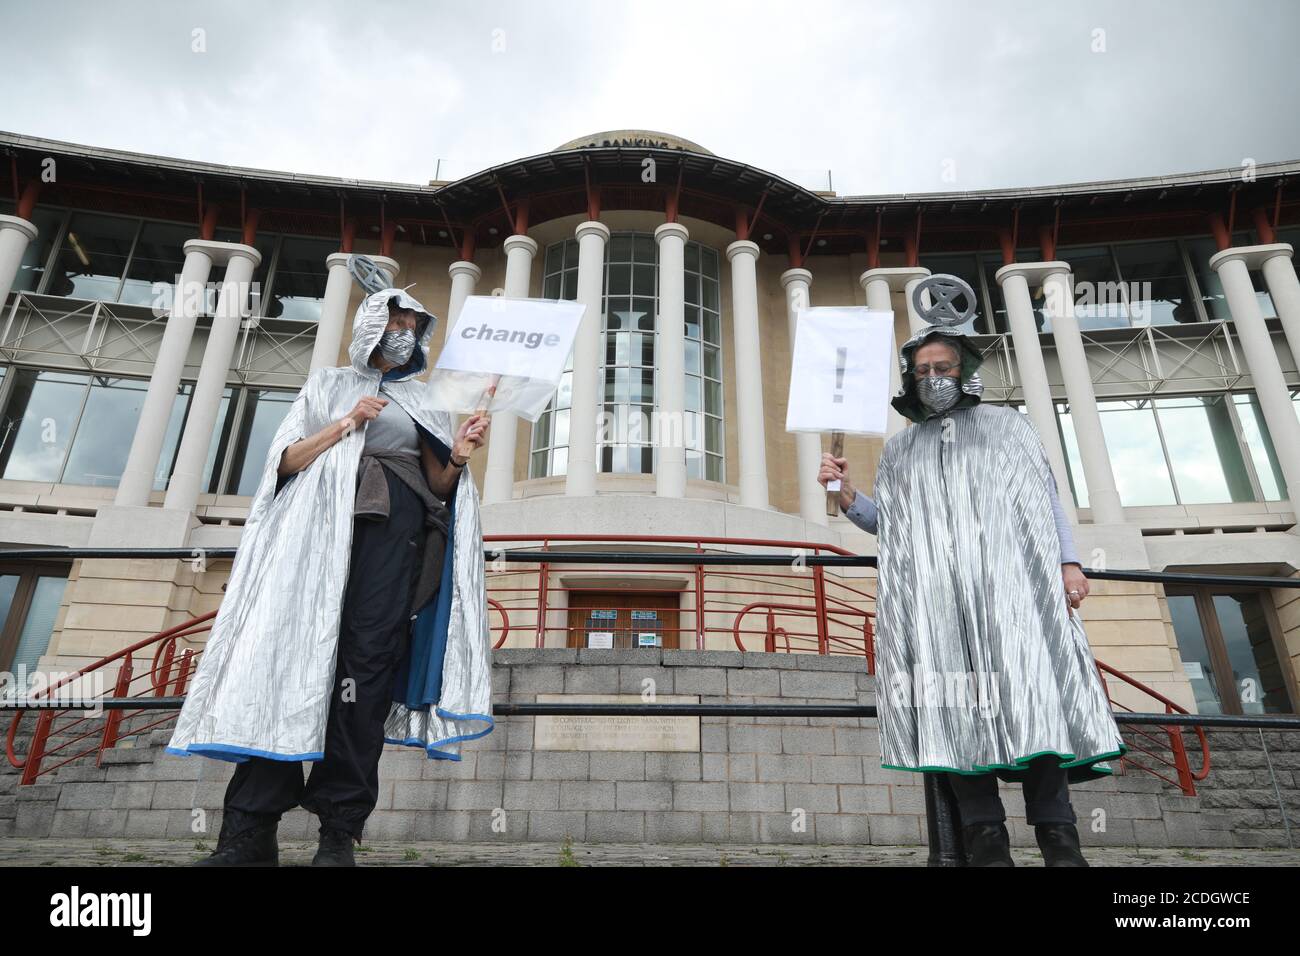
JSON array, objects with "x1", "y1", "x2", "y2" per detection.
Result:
[
  {"x1": 475, "y1": 373, "x2": 502, "y2": 419},
  {"x1": 825, "y1": 431, "x2": 845, "y2": 516}
]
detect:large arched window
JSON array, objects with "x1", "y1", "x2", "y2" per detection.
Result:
[{"x1": 530, "y1": 231, "x2": 724, "y2": 482}]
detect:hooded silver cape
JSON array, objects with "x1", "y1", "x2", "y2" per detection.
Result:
[
  {"x1": 167, "y1": 288, "x2": 494, "y2": 763},
  {"x1": 873, "y1": 401, "x2": 1125, "y2": 782}
]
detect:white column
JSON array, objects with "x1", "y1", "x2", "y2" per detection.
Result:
[
  {"x1": 903, "y1": 274, "x2": 933, "y2": 335},
  {"x1": 654, "y1": 223, "x2": 689, "y2": 498},
  {"x1": 115, "y1": 240, "x2": 217, "y2": 507},
  {"x1": 565, "y1": 222, "x2": 610, "y2": 498},
  {"x1": 482, "y1": 234, "x2": 538, "y2": 505},
  {"x1": 310, "y1": 253, "x2": 399, "y2": 372},
  {"x1": 1211, "y1": 248, "x2": 1300, "y2": 508},
  {"x1": 995, "y1": 263, "x2": 1077, "y2": 523},
  {"x1": 1042, "y1": 267, "x2": 1124, "y2": 525},
  {"x1": 0, "y1": 215, "x2": 38, "y2": 310},
  {"x1": 1258, "y1": 244, "x2": 1300, "y2": 373},
  {"x1": 163, "y1": 245, "x2": 262, "y2": 513},
  {"x1": 726, "y1": 240, "x2": 769, "y2": 510},
  {"x1": 444, "y1": 259, "x2": 482, "y2": 346},
  {"x1": 780, "y1": 268, "x2": 826, "y2": 522}
]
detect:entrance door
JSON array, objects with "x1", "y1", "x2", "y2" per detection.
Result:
[{"x1": 566, "y1": 591, "x2": 680, "y2": 650}]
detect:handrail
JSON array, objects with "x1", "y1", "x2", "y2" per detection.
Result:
[{"x1": 5, "y1": 545, "x2": 1298, "y2": 799}]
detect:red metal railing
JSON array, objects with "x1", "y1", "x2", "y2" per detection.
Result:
[
  {"x1": 6, "y1": 612, "x2": 214, "y2": 785},
  {"x1": 481, "y1": 533, "x2": 875, "y2": 656},
  {"x1": 4, "y1": 534, "x2": 1208, "y2": 796},
  {"x1": 1096, "y1": 661, "x2": 1210, "y2": 796}
]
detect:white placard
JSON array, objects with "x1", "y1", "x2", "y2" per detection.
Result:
[
  {"x1": 785, "y1": 307, "x2": 895, "y2": 437},
  {"x1": 425, "y1": 295, "x2": 586, "y2": 421},
  {"x1": 587, "y1": 631, "x2": 614, "y2": 649}
]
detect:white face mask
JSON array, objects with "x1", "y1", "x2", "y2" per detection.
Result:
[{"x1": 917, "y1": 374, "x2": 961, "y2": 413}]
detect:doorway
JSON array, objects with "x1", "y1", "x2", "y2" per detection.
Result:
[{"x1": 566, "y1": 590, "x2": 681, "y2": 650}]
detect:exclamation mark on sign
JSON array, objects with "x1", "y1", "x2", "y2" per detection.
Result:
[{"x1": 833, "y1": 347, "x2": 847, "y2": 403}]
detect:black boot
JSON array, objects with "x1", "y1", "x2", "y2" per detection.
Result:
[
  {"x1": 194, "y1": 809, "x2": 279, "y2": 867},
  {"x1": 962, "y1": 822, "x2": 1014, "y2": 867},
  {"x1": 1036, "y1": 823, "x2": 1089, "y2": 867},
  {"x1": 311, "y1": 827, "x2": 357, "y2": 867}
]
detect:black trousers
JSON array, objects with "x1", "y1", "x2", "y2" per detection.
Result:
[
  {"x1": 223, "y1": 467, "x2": 426, "y2": 839},
  {"x1": 947, "y1": 754, "x2": 1076, "y2": 827}
]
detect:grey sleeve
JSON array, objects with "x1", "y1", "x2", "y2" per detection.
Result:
[
  {"x1": 1048, "y1": 476, "x2": 1080, "y2": 565},
  {"x1": 844, "y1": 489, "x2": 879, "y2": 535}
]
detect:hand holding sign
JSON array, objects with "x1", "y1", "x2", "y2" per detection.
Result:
[{"x1": 425, "y1": 295, "x2": 585, "y2": 421}]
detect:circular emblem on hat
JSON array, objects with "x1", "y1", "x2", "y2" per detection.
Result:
[
  {"x1": 347, "y1": 254, "x2": 394, "y2": 295},
  {"x1": 913, "y1": 273, "x2": 977, "y2": 328}
]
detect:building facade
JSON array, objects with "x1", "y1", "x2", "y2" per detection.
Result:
[{"x1": 0, "y1": 127, "x2": 1297, "y2": 724}]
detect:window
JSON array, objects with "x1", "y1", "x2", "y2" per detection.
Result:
[
  {"x1": 0, "y1": 366, "x2": 291, "y2": 495},
  {"x1": 1055, "y1": 392, "x2": 1289, "y2": 508},
  {"x1": 224, "y1": 388, "x2": 297, "y2": 495},
  {"x1": 532, "y1": 232, "x2": 725, "y2": 482},
  {"x1": 0, "y1": 563, "x2": 71, "y2": 685},
  {"x1": 261, "y1": 237, "x2": 336, "y2": 322},
  {"x1": 1167, "y1": 587, "x2": 1296, "y2": 715},
  {"x1": 44, "y1": 213, "x2": 138, "y2": 301},
  {"x1": 117, "y1": 222, "x2": 194, "y2": 310}
]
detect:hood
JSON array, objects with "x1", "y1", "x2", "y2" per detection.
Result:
[
  {"x1": 348, "y1": 287, "x2": 438, "y2": 383},
  {"x1": 890, "y1": 325, "x2": 986, "y2": 424}
]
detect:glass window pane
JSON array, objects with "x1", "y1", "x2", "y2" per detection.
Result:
[
  {"x1": 1232, "y1": 393, "x2": 1285, "y2": 500},
  {"x1": 228, "y1": 389, "x2": 296, "y2": 495},
  {"x1": 685, "y1": 305, "x2": 701, "y2": 339},
  {"x1": 118, "y1": 222, "x2": 192, "y2": 309},
  {"x1": 545, "y1": 242, "x2": 563, "y2": 274},
  {"x1": 7, "y1": 576, "x2": 68, "y2": 677},
  {"x1": 561, "y1": 270, "x2": 578, "y2": 301},
  {"x1": 608, "y1": 235, "x2": 633, "y2": 262},
  {"x1": 1062, "y1": 245, "x2": 1125, "y2": 330},
  {"x1": 1097, "y1": 400, "x2": 1177, "y2": 505},
  {"x1": 553, "y1": 408, "x2": 570, "y2": 447},
  {"x1": 61, "y1": 377, "x2": 152, "y2": 487},
  {"x1": 551, "y1": 445, "x2": 567, "y2": 476},
  {"x1": 703, "y1": 312, "x2": 720, "y2": 344},
  {"x1": 608, "y1": 265, "x2": 631, "y2": 297},
  {"x1": 544, "y1": 273, "x2": 561, "y2": 299},
  {"x1": 1055, "y1": 404, "x2": 1090, "y2": 509},
  {"x1": 633, "y1": 265, "x2": 655, "y2": 297},
  {"x1": 1212, "y1": 593, "x2": 1289, "y2": 714},
  {"x1": 1167, "y1": 594, "x2": 1224, "y2": 715},
  {"x1": 701, "y1": 279, "x2": 719, "y2": 312},
  {"x1": 704, "y1": 380, "x2": 722, "y2": 415},
  {"x1": 198, "y1": 389, "x2": 237, "y2": 494},
  {"x1": 1113, "y1": 241, "x2": 1197, "y2": 326},
  {"x1": 633, "y1": 235, "x2": 656, "y2": 263},
  {"x1": 47, "y1": 214, "x2": 138, "y2": 301},
  {"x1": 0, "y1": 369, "x2": 87, "y2": 481},
  {"x1": 684, "y1": 242, "x2": 700, "y2": 273},
  {"x1": 530, "y1": 450, "x2": 547, "y2": 478},
  {"x1": 685, "y1": 376, "x2": 702, "y2": 413},
  {"x1": 266, "y1": 238, "x2": 335, "y2": 322},
  {"x1": 703, "y1": 345, "x2": 720, "y2": 379},
  {"x1": 706, "y1": 454, "x2": 722, "y2": 482},
  {"x1": 1155, "y1": 396, "x2": 1254, "y2": 503},
  {"x1": 0, "y1": 575, "x2": 20, "y2": 676},
  {"x1": 684, "y1": 339, "x2": 701, "y2": 375}
]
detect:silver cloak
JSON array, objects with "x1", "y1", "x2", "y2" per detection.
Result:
[
  {"x1": 873, "y1": 402, "x2": 1125, "y2": 782},
  {"x1": 167, "y1": 288, "x2": 494, "y2": 763}
]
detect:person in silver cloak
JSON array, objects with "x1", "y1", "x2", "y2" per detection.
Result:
[
  {"x1": 819, "y1": 325, "x2": 1126, "y2": 867},
  {"x1": 171, "y1": 288, "x2": 493, "y2": 867}
]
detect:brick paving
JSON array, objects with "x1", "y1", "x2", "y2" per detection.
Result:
[{"x1": 1, "y1": 837, "x2": 1296, "y2": 867}]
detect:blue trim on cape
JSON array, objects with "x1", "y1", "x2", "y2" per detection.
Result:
[
  {"x1": 384, "y1": 709, "x2": 496, "y2": 760},
  {"x1": 165, "y1": 743, "x2": 325, "y2": 763}
]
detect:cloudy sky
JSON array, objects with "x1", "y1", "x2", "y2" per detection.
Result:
[{"x1": 3, "y1": 0, "x2": 1297, "y2": 196}]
